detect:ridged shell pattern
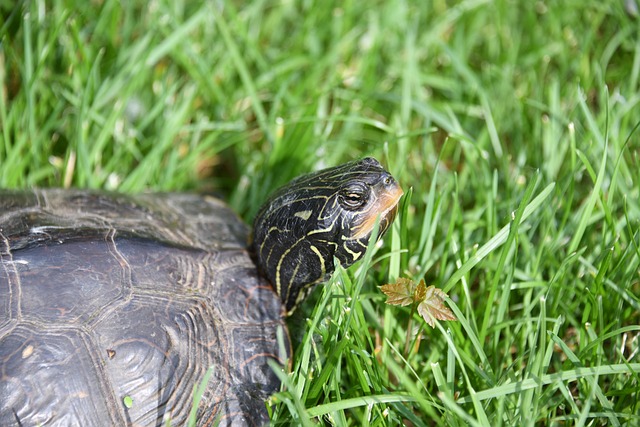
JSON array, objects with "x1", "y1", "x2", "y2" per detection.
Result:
[{"x1": 0, "y1": 189, "x2": 286, "y2": 426}]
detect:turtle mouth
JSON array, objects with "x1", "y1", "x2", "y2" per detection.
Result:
[{"x1": 352, "y1": 181, "x2": 403, "y2": 240}]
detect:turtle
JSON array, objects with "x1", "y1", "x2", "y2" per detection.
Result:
[{"x1": 0, "y1": 157, "x2": 403, "y2": 426}]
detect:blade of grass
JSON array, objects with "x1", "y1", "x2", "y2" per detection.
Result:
[{"x1": 443, "y1": 182, "x2": 555, "y2": 293}]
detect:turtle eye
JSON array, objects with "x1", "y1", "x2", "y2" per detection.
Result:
[{"x1": 339, "y1": 184, "x2": 368, "y2": 210}]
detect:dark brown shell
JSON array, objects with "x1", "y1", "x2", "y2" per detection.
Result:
[{"x1": 0, "y1": 189, "x2": 287, "y2": 426}]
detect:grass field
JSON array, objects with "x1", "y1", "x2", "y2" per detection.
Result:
[{"x1": 2, "y1": 0, "x2": 640, "y2": 425}]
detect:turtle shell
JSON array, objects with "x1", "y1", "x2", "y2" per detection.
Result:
[{"x1": 0, "y1": 189, "x2": 287, "y2": 426}]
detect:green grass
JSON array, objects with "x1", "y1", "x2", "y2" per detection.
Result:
[{"x1": 2, "y1": 0, "x2": 640, "y2": 425}]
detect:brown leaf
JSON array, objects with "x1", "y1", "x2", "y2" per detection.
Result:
[
  {"x1": 379, "y1": 277, "x2": 417, "y2": 306},
  {"x1": 381, "y1": 277, "x2": 457, "y2": 328},
  {"x1": 415, "y1": 279, "x2": 427, "y2": 302},
  {"x1": 417, "y1": 285, "x2": 457, "y2": 328}
]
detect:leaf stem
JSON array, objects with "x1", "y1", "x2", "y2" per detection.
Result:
[{"x1": 404, "y1": 303, "x2": 416, "y2": 356}]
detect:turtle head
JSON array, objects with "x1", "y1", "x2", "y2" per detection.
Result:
[{"x1": 252, "y1": 157, "x2": 403, "y2": 313}]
